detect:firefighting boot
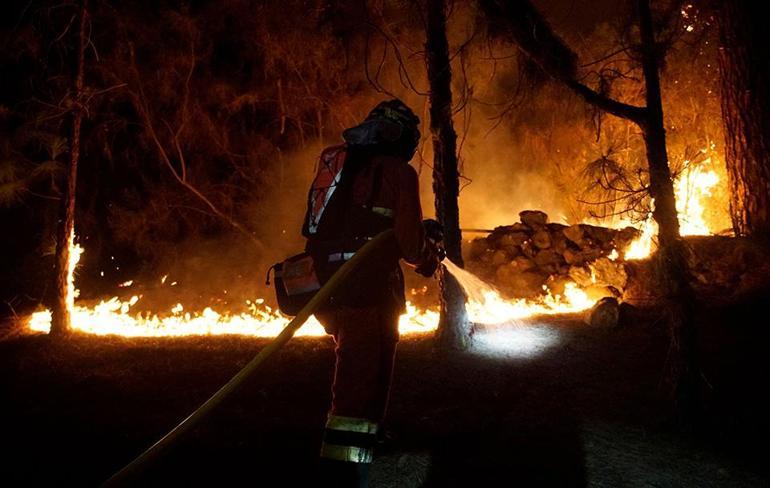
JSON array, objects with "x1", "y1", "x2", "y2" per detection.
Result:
[{"x1": 318, "y1": 415, "x2": 378, "y2": 487}]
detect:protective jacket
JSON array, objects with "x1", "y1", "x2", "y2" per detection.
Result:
[
  {"x1": 306, "y1": 143, "x2": 435, "y2": 484},
  {"x1": 303, "y1": 144, "x2": 435, "y2": 312}
]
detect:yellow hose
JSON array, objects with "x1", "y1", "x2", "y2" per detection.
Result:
[{"x1": 102, "y1": 229, "x2": 395, "y2": 486}]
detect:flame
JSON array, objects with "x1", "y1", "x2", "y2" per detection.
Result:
[
  {"x1": 67, "y1": 231, "x2": 84, "y2": 311},
  {"x1": 675, "y1": 159, "x2": 720, "y2": 236},
  {"x1": 444, "y1": 260, "x2": 594, "y2": 326},
  {"x1": 27, "y1": 244, "x2": 597, "y2": 338},
  {"x1": 463, "y1": 283, "x2": 593, "y2": 325},
  {"x1": 27, "y1": 240, "x2": 440, "y2": 337},
  {"x1": 623, "y1": 212, "x2": 657, "y2": 260},
  {"x1": 25, "y1": 149, "x2": 724, "y2": 338},
  {"x1": 622, "y1": 151, "x2": 721, "y2": 259}
]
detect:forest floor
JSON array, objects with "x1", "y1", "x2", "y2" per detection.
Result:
[{"x1": 1, "y1": 294, "x2": 769, "y2": 487}]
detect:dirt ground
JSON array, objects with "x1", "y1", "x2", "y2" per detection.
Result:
[{"x1": 1, "y1": 296, "x2": 768, "y2": 487}]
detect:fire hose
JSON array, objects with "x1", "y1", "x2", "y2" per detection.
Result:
[{"x1": 102, "y1": 229, "x2": 396, "y2": 487}]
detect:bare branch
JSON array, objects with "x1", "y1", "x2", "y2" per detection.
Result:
[{"x1": 126, "y1": 41, "x2": 264, "y2": 251}]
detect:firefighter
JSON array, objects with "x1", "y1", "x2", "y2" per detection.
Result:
[{"x1": 302, "y1": 99, "x2": 442, "y2": 487}]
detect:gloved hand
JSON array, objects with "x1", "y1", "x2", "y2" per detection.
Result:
[
  {"x1": 415, "y1": 219, "x2": 446, "y2": 277},
  {"x1": 415, "y1": 254, "x2": 440, "y2": 277},
  {"x1": 422, "y1": 218, "x2": 444, "y2": 244}
]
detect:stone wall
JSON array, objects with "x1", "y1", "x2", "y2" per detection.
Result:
[
  {"x1": 466, "y1": 210, "x2": 640, "y2": 300},
  {"x1": 465, "y1": 211, "x2": 770, "y2": 307}
]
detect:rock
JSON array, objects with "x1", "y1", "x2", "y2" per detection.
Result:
[
  {"x1": 621, "y1": 260, "x2": 657, "y2": 306},
  {"x1": 550, "y1": 230, "x2": 568, "y2": 254},
  {"x1": 510, "y1": 222, "x2": 531, "y2": 233},
  {"x1": 468, "y1": 238, "x2": 488, "y2": 260},
  {"x1": 568, "y1": 265, "x2": 593, "y2": 288},
  {"x1": 479, "y1": 250, "x2": 495, "y2": 264},
  {"x1": 618, "y1": 302, "x2": 637, "y2": 325},
  {"x1": 506, "y1": 271, "x2": 549, "y2": 298},
  {"x1": 534, "y1": 250, "x2": 563, "y2": 274},
  {"x1": 546, "y1": 223, "x2": 568, "y2": 233},
  {"x1": 495, "y1": 263, "x2": 548, "y2": 297},
  {"x1": 563, "y1": 248, "x2": 582, "y2": 265},
  {"x1": 519, "y1": 210, "x2": 548, "y2": 228},
  {"x1": 495, "y1": 257, "x2": 536, "y2": 284},
  {"x1": 563, "y1": 225, "x2": 586, "y2": 247},
  {"x1": 491, "y1": 222, "x2": 530, "y2": 234},
  {"x1": 585, "y1": 297, "x2": 620, "y2": 328},
  {"x1": 491, "y1": 250, "x2": 510, "y2": 266},
  {"x1": 583, "y1": 225, "x2": 616, "y2": 247},
  {"x1": 510, "y1": 256, "x2": 536, "y2": 272},
  {"x1": 532, "y1": 230, "x2": 552, "y2": 249},
  {"x1": 589, "y1": 257, "x2": 628, "y2": 290},
  {"x1": 498, "y1": 232, "x2": 528, "y2": 250},
  {"x1": 614, "y1": 226, "x2": 642, "y2": 250},
  {"x1": 564, "y1": 248, "x2": 603, "y2": 265},
  {"x1": 520, "y1": 240, "x2": 537, "y2": 258}
]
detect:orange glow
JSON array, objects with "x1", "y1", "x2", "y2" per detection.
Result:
[
  {"x1": 27, "y1": 241, "x2": 597, "y2": 338},
  {"x1": 25, "y1": 147, "x2": 726, "y2": 338},
  {"x1": 622, "y1": 148, "x2": 723, "y2": 260}
]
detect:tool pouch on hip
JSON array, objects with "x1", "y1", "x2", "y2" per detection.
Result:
[{"x1": 268, "y1": 252, "x2": 321, "y2": 316}]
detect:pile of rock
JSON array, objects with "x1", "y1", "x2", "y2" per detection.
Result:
[{"x1": 466, "y1": 210, "x2": 640, "y2": 300}]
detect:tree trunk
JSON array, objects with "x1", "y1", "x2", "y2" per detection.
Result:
[
  {"x1": 638, "y1": 0, "x2": 699, "y2": 423},
  {"x1": 476, "y1": 0, "x2": 701, "y2": 424},
  {"x1": 425, "y1": 0, "x2": 471, "y2": 351},
  {"x1": 51, "y1": 0, "x2": 88, "y2": 337},
  {"x1": 717, "y1": 0, "x2": 770, "y2": 238}
]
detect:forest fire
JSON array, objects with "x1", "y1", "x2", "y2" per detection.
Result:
[
  {"x1": 24, "y1": 159, "x2": 721, "y2": 339},
  {"x1": 25, "y1": 241, "x2": 593, "y2": 338},
  {"x1": 622, "y1": 151, "x2": 723, "y2": 260},
  {"x1": 5, "y1": 0, "x2": 770, "y2": 485}
]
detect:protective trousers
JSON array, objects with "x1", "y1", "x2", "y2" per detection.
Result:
[{"x1": 316, "y1": 303, "x2": 400, "y2": 487}]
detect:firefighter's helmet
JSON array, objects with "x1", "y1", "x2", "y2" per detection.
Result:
[{"x1": 343, "y1": 99, "x2": 420, "y2": 160}]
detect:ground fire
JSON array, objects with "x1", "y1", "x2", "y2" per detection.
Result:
[{"x1": 26, "y1": 149, "x2": 722, "y2": 338}]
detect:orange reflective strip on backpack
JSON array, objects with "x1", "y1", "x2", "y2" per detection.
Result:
[{"x1": 307, "y1": 145, "x2": 347, "y2": 235}]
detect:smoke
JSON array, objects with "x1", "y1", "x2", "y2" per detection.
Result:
[{"x1": 86, "y1": 0, "x2": 728, "y2": 316}]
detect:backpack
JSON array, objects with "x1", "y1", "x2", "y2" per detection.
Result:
[{"x1": 269, "y1": 145, "x2": 396, "y2": 316}]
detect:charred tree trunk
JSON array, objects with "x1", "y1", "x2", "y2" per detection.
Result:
[
  {"x1": 51, "y1": 0, "x2": 88, "y2": 337},
  {"x1": 717, "y1": 0, "x2": 770, "y2": 238},
  {"x1": 637, "y1": 0, "x2": 699, "y2": 422},
  {"x1": 425, "y1": 0, "x2": 471, "y2": 351}
]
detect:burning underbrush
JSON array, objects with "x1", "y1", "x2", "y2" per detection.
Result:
[
  {"x1": 24, "y1": 236, "x2": 594, "y2": 339},
  {"x1": 21, "y1": 151, "x2": 747, "y2": 339}
]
